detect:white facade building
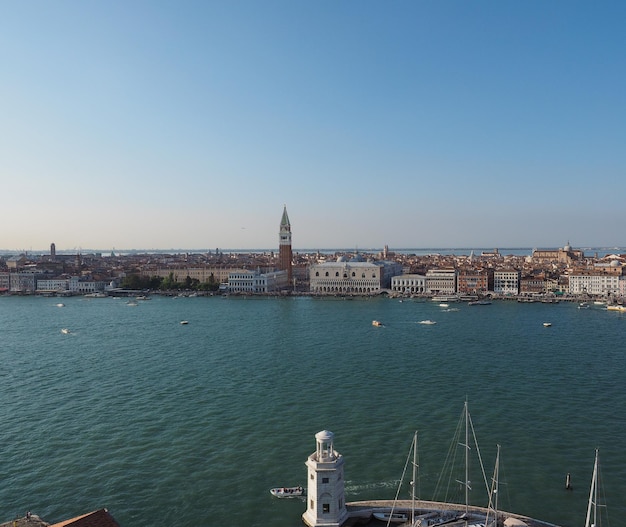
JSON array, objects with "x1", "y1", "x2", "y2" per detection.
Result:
[
  {"x1": 68, "y1": 277, "x2": 107, "y2": 294},
  {"x1": 568, "y1": 273, "x2": 621, "y2": 297},
  {"x1": 37, "y1": 278, "x2": 70, "y2": 292},
  {"x1": 493, "y1": 270, "x2": 520, "y2": 295},
  {"x1": 227, "y1": 269, "x2": 288, "y2": 293},
  {"x1": 309, "y1": 256, "x2": 401, "y2": 294},
  {"x1": 391, "y1": 274, "x2": 426, "y2": 294},
  {"x1": 302, "y1": 430, "x2": 348, "y2": 527},
  {"x1": 425, "y1": 269, "x2": 457, "y2": 295}
]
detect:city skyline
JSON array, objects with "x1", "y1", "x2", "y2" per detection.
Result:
[{"x1": 3, "y1": 1, "x2": 625, "y2": 251}]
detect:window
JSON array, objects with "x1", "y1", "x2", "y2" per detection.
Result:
[
  {"x1": 323, "y1": 504, "x2": 330, "y2": 513},
  {"x1": 322, "y1": 477, "x2": 329, "y2": 484}
]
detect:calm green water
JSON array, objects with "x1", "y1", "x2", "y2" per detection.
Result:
[{"x1": 0, "y1": 295, "x2": 623, "y2": 527}]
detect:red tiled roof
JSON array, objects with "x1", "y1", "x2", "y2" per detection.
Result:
[{"x1": 48, "y1": 509, "x2": 120, "y2": 527}]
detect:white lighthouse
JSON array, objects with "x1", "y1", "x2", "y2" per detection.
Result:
[{"x1": 302, "y1": 430, "x2": 348, "y2": 527}]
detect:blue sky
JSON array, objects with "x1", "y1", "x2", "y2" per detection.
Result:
[{"x1": 2, "y1": 1, "x2": 625, "y2": 251}]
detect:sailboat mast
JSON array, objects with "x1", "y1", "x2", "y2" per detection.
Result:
[
  {"x1": 465, "y1": 400, "x2": 469, "y2": 516},
  {"x1": 584, "y1": 449, "x2": 599, "y2": 527},
  {"x1": 411, "y1": 431, "x2": 417, "y2": 524},
  {"x1": 485, "y1": 444, "x2": 500, "y2": 527}
]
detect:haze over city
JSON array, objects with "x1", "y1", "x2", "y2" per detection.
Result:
[{"x1": 2, "y1": 1, "x2": 625, "y2": 252}]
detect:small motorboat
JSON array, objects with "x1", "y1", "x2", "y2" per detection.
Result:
[
  {"x1": 543, "y1": 322, "x2": 552, "y2": 327},
  {"x1": 61, "y1": 328, "x2": 70, "y2": 334},
  {"x1": 269, "y1": 486, "x2": 304, "y2": 498},
  {"x1": 180, "y1": 320, "x2": 189, "y2": 325},
  {"x1": 372, "y1": 320, "x2": 384, "y2": 327},
  {"x1": 372, "y1": 511, "x2": 409, "y2": 523},
  {"x1": 418, "y1": 320, "x2": 437, "y2": 325}
]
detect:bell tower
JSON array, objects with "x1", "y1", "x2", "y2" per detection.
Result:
[
  {"x1": 279, "y1": 205, "x2": 293, "y2": 283},
  {"x1": 302, "y1": 430, "x2": 348, "y2": 527}
]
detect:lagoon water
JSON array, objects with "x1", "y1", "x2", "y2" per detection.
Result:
[{"x1": 1, "y1": 295, "x2": 624, "y2": 527}]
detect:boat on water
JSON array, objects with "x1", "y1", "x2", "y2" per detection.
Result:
[
  {"x1": 180, "y1": 320, "x2": 189, "y2": 325},
  {"x1": 372, "y1": 320, "x2": 384, "y2": 327},
  {"x1": 61, "y1": 328, "x2": 70, "y2": 334},
  {"x1": 84, "y1": 292, "x2": 107, "y2": 298},
  {"x1": 438, "y1": 303, "x2": 449, "y2": 308},
  {"x1": 468, "y1": 300, "x2": 492, "y2": 306},
  {"x1": 607, "y1": 304, "x2": 626, "y2": 312},
  {"x1": 418, "y1": 320, "x2": 436, "y2": 325},
  {"x1": 269, "y1": 485, "x2": 304, "y2": 498},
  {"x1": 371, "y1": 511, "x2": 408, "y2": 523},
  {"x1": 432, "y1": 295, "x2": 459, "y2": 303},
  {"x1": 578, "y1": 302, "x2": 590, "y2": 309},
  {"x1": 543, "y1": 322, "x2": 552, "y2": 327}
]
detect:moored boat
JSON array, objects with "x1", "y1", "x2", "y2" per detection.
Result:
[{"x1": 372, "y1": 510, "x2": 408, "y2": 523}]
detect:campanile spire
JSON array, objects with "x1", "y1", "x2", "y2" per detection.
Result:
[{"x1": 279, "y1": 205, "x2": 293, "y2": 283}]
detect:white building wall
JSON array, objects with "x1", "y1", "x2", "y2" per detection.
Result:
[
  {"x1": 425, "y1": 269, "x2": 457, "y2": 294},
  {"x1": 568, "y1": 274, "x2": 620, "y2": 296},
  {"x1": 37, "y1": 279, "x2": 70, "y2": 292},
  {"x1": 391, "y1": 274, "x2": 426, "y2": 294},
  {"x1": 493, "y1": 271, "x2": 520, "y2": 295},
  {"x1": 309, "y1": 261, "x2": 384, "y2": 294}
]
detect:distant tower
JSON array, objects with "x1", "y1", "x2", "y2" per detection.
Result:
[
  {"x1": 302, "y1": 430, "x2": 348, "y2": 527},
  {"x1": 279, "y1": 205, "x2": 293, "y2": 282},
  {"x1": 50, "y1": 243, "x2": 56, "y2": 261}
]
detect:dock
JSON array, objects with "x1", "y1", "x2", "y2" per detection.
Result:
[
  {"x1": 0, "y1": 514, "x2": 48, "y2": 527},
  {"x1": 345, "y1": 500, "x2": 565, "y2": 527}
]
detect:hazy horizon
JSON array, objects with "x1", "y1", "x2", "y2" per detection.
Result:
[
  {"x1": 3, "y1": 1, "x2": 625, "y2": 250},
  {"x1": 2, "y1": 244, "x2": 624, "y2": 257}
]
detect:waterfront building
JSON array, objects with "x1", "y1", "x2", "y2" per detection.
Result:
[
  {"x1": 520, "y1": 273, "x2": 545, "y2": 295},
  {"x1": 309, "y1": 255, "x2": 401, "y2": 294},
  {"x1": 9, "y1": 272, "x2": 39, "y2": 293},
  {"x1": 302, "y1": 430, "x2": 348, "y2": 527},
  {"x1": 390, "y1": 274, "x2": 426, "y2": 294},
  {"x1": 227, "y1": 269, "x2": 288, "y2": 293},
  {"x1": 37, "y1": 278, "x2": 70, "y2": 293},
  {"x1": 279, "y1": 205, "x2": 293, "y2": 283},
  {"x1": 568, "y1": 272, "x2": 622, "y2": 297},
  {"x1": 0, "y1": 271, "x2": 9, "y2": 293},
  {"x1": 143, "y1": 267, "x2": 246, "y2": 284},
  {"x1": 68, "y1": 276, "x2": 107, "y2": 294},
  {"x1": 493, "y1": 270, "x2": 520, "y2": 295},
  {"x1": 457, "y1": 269, "x2": 493, "y2": 295},
  {"x1": 425, "y1": 268, "x2": 457, "y2": 295}
]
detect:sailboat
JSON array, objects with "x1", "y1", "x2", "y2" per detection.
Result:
[
  {"x1": 584, "y1": 449, "x2": 607, "y2": 527},
  {"x1": 435, "y1": 402, "x2": 488, "y2": 507}
]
